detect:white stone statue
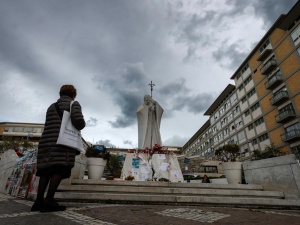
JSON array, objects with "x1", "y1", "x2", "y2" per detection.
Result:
[{"x1": 137, "y1": 95, "x2": 164, "y2": 149}]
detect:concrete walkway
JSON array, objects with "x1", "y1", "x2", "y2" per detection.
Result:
[{"x1": 1, "y1": 192, "x2": 300, "y2": 225}]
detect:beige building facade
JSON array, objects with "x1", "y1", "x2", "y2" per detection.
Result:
[{"x1": 183, "y1": 2, "x2": 300, "y2": 161}]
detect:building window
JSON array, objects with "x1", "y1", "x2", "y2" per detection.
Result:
[
  {"x1": 250, "y1": 102, "x2": 260, "y2": 112},
  {"x1": 238, "y1": 131, "x2": 245, "y2": 141},
  {"x1": 235, "y1": 117, "x2": 243, "y2": 128},
  {"x1": 285, "y1": 123, "x2": 300, "y2": 133},
  {"x1": 4, "y1": 127, "x2": 14, "y2": 132},
  {"x1": 33, "y1": 128, "x2": 42, "y2": 133},
  {"x1": 227, "y1": 112, "x2": 233, "y2": 121},
  {"x1": 230, "y1": 93, "x2": 237, "y2": 103},
  {"x1": 252, "y1": 138, "x2": 258, "y2": 145},
  {"x1": 241, "y1": 96, "x2": 247, "y2": 104},
  {"x1": 241, "y1": 63, "x2": 249, "y2": 74},
  {"x1": 244, "y1": 110, "x2": 250, "y2": 117},
  {"x1": 205, "y1": 166, "x2": 218, "y2": 173},
  {"x1": 244, "y1": 75, "x2": 252, "y2": 85},
  {"x1": 24, "y1": 127, "x2": 33, "y2": 133},
  {"x1": 259, "y1": 39, "x2": 270, "y2": 53},
  {"x1": 219, "y1": 108, "x2": 225, "y2": 115},
  {"x1": 241, "y1": 144, "x2": 249, "y2": 153},
  {"x1": 247, "y1": 88, "x2": 256, "y2": 98},
  {"x1": 223, "y1": 127, "x2": 229, "y2": 135},
  {"x1": 224, "y1": 102, "x2": 230, "y2": 109},
  {"x1": 291, "y1": 24, "x2": 300, "y2": 45},
  {"x1": 248, "y1": 123, "x2": 254, "y2": 131},
  {"x1": 221, "y1": 117, "x2": 227, "y2": 126},
  {"x1": 13, "y1": 127, "x2": 23, "y2": 132},
  {"x1": 278, "y1": 103, "x2": 295, "y2": 114},
  {"x1": 238, "y1": 84, "x2": 244, "y2": 91},
  {"x1": 218, "y1": 133, "x2": 223, "y2": 140},
  {"x1": 258, "y1": 133, "x2": 269, "y2": 142},
  {"x1": 233, "y1": 106, "x2": 240, "y2": 115},
  {"x1": 254, "y1": 117, "x2": 264, "y2": 126}
]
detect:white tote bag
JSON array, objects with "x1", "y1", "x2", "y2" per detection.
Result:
[{"x1": 56, "y1": 101, "x2": 85, "y2": 154}]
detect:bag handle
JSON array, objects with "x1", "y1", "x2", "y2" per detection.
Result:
[
  {"x1": 55, "y1": 101, "x2": 74, "y2": 119},
  {"x1": 55, "y1": 102, "x2": 63, "y2": 119}
]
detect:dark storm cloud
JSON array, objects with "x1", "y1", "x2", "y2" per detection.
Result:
[
  {"x1": 212, "y1": 42, "x2": 248, "y2": 70},
  {"x1": 170, "y1": 0, "x2": 297, "y2": 68},
  {"x1": 172, "y1": 93, "x2": 215, "y2": 114},
  {"x1": 163, "y1": 135, "x2": 188, "y2": 147},
  {"x1": 86, "y1": 117, "x2": 98, "y2": 127},
  {"x1": 158, "y1": 78, "x2": 216, "y2": 114},
  {"x1": 227, "y1": 0, "x2": 298, "y2": 28},
  {"x1": 158, "y1": 78, "x2": 189, "y2": 97},
  {"x1": 123, "y1": 140, "x2": 132, "y2": 145},
  {"x1": 95, "y1": 139, "x2": 116, "y2": 148},
  {"x1": 96, "y1": 63, "x2": 149, "y2": 128}
]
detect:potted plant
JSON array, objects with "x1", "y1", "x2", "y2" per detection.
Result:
[
  {"x1": 252, "y1": 143, "x2": 286, "y2": 161},
  {"x1": 85, "y1": 145, "x2": 110, "y2": 179},
  {"x1": 214, "y1": 144, "x2": 242, "y2": 184}
]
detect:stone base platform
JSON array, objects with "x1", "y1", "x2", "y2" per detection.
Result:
[{"x1": 56, "y1": 179, "x2": 300, "y2": 209}]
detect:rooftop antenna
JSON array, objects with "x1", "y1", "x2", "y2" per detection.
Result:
[{"x1": 148, "y1": 81, "x2": 155, "y2": 97}]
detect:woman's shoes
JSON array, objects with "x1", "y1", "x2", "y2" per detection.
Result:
[
  {"x1": 31, "y1": 201, "x2": 43, "y2": 212},
  {"x1": 31, "y1": 199, "x2": 66, "y2": 212}
]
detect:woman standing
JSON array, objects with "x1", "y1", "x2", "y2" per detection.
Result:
[{"x1": 31, "y1": 85, "x2": 85, "y2": 212}]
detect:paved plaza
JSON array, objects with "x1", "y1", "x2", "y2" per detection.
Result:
[{"x1": 1, "y1": 192, "x2": 300, "y2": 225}]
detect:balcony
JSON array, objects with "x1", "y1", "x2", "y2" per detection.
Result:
[
  {"x1": 261, "y1": 59, "x2": 277, "y2": 75},
  {"x1": 281, "y1": 129, "x2": 300, "y2": 142},
  {"x1": 276, "y1": 110, "x2": 296, "y2": 123},
  {"x1": 257, "y1": 47, "x2": 272, "y2": 61},
  {"x1": 265, "y1": 74, "x2": 283, "y2": 89},
  {"x1": 270, "y1": 91, "x2": 289, "y2": 105}
]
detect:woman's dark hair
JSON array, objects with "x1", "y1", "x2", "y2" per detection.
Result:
[{"x1": 59, "y1": 85, "x2": 77, "y2": 98}]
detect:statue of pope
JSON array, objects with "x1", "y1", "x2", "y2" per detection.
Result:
[{"x1": 137, "y1": 95, "x2": 164, "y2": 149}]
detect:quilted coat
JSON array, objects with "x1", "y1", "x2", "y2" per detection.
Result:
[{"x1": 37, "y1": 95, "x2": 85, "y2": 170}]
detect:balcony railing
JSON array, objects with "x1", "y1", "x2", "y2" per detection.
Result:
[
  {"x1": 257, "y1": 47, "x2": 272, "y2": 61},
  {"x1": 261, "y1": 59, "x2": 277, "y2": 75},
  {"x1": 276, "y1": 109, "x2": 296, "y2": 123},
  {"x1": 281, "y1": 129, "x2": 300, "y2": 142},
  {"x1": 265, "y1": 74, "x2": 283, "y2": 89},
  {"x1": 270, "y1": 91, "x2": 289, "y2": 105}
]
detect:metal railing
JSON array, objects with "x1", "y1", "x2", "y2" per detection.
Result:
[
  {"x1": 261, "y1": 59, "x2": 277, "y2": 75},
  {"x1": 276, "y1": 109, "x2": 296, "y2": 122},
  {"x1": 281, "y1": 129, "x2": 300, "y2": 142},
  {"x1": 270, "y1": 91, "x2": 289, "y2": 105}
]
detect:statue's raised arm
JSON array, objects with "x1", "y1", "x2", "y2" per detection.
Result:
[{"x1": 137, "y1": 95, "x2": 164, "y2": 149}]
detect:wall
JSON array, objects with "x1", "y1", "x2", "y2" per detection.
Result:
[{"x1": 243, "y1": 154, "x2": 300, "y2": 199}]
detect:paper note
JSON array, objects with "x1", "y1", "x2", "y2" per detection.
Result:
[
  {"x1": 159, "y1": 162, "x2": 169, "y2": 171},
  {"x1": 158, "y1": 154, "x2": 166, "y2": 160}
]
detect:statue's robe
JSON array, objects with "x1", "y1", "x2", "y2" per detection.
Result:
[{"x1": 137, "y1": 101, "x2": 163, "y2": 149}]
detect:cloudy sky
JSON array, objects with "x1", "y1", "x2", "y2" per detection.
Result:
[{"x1": 0, "y1": 0, "x2": 297, "y2": 148}]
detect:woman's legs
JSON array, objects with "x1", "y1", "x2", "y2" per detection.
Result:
[
  {"x1": 45, "y1": 174, "x2": 62, "y2": 200},
  {"x1": 31, "y1": 175, "x2": 50, "y2": 211},
  {"x1": 32, "y1": 174, "x2": 66, "y2": 212}
]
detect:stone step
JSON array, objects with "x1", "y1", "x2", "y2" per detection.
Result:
[
  {"x1": 58, "y1": 184, "x2": 284, "y2": 199},
  {"x1": 56, "y1": 179, "x2": 300, "y2": 208},
  {"x1": 54, "y1": 192, "x2": 300, "y2": 208},
  {"x1": 69, "y1": 179, "x2": 264, "y2": 190}
]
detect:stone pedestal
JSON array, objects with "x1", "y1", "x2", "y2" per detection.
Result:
[
  {"x1": 122, "y1": 153, "x2": 183, "y2": 182},
  {"x1": 122, "y1": 153, "x2": 152, "y2": 181}
]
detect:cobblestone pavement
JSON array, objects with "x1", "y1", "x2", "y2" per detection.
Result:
[{"x1": 1, "y1": 192, "x2": 300, "y2": 225}]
